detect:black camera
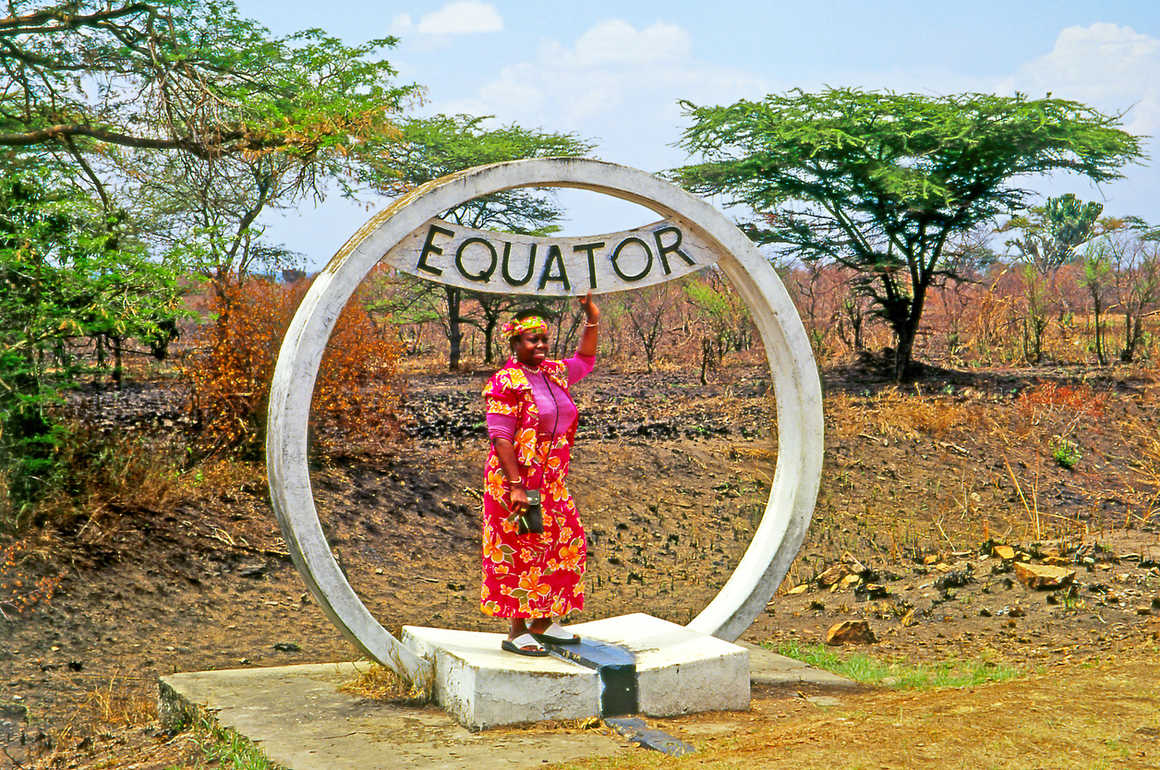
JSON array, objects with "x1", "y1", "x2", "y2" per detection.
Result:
[{"x1": 518, "y1": 488, "x2": 544, "y2": 534}]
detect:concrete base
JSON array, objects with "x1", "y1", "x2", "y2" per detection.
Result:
[
  {"x1": 400, "y1": 626, "x2": 600, "y2": 730},
  {"x1": 570, "y1": 614, "x2": 750, "y2": 716},
  {"x1": 402, "y1": 613, "x2": 749, "y2": 729}
]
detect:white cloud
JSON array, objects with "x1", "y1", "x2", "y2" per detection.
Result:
[
  {"x1": 388, "y1": 13, "x2": 412, "y2": 37},
  {"x1": 430, "y1": 19, "x2": 1157, "y2": 234},
  {"x1": 415, "y1": 1, "x2": 502, "y2": 38},
  {"x1": 422, "y1": 18, "x2": 768, "y2": 233},
  {"x1": 568, "y1": 19, "x2": 691, "y2": 67},
  {"x1": 433, "y1": 19, "x2": 765, "y2": 147},
  {"x1": 1000, "y1": 23, "x2": 1160, "y2": 137}
]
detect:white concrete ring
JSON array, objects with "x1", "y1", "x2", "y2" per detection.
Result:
[{"x1": 266, "y1": 159, "x2": 823, "y2": 685}]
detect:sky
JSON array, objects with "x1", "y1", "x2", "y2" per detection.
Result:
[{"x1": 234, "y1": 0, "x2": 1160, "y2": 270}]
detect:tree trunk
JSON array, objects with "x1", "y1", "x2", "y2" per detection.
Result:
[
  {"x1": 1120, "y1": 311, "x2": 1139, "y2": 363},
  {"x1": 445, "y1": 286, "x2": 462, "y2": 371},
  {"x1": 483, "y1": 317, "x2": 497, "y2": 364},
  {"x1": 893, "y1": 324, "x2": 916, "y2": 382},
  {"x1": 892, "y1": 282, "x2": 929, "y2": 383},
  {"x1": 112, "y1": 335, "x2": 123, "y2": 387},
  {"x1": 1023, "y1": 267, "x2": 1047, "y2": 364},
  {"x1": 1092, "y1": 296, "x2": 1106, "y2": 366},
  {"x1": 700, "y1": 336, "x2": 713, "y2": 385}
]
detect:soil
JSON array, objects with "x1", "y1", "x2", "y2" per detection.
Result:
[{"x1": 2, "y1": 360, "x2": 1159, "y2": 768}]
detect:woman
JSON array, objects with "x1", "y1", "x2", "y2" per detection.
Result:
[{"x1": 481, "y1": 293, "x2": 600, "y2": 656}]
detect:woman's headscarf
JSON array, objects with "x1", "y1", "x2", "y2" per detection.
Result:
[{"x1": 502, "y1": 316, "x2": 547, "y2": 339}]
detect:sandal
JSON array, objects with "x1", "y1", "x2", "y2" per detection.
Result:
[
  {"x1": 530, "y1": 622, "x2": 581, "y2": 645},
  {"x1": 501, "y1": 633, "x2": 549, "y2": 657}
]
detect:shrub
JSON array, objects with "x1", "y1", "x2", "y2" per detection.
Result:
[
  {"x1": 184, "y1": 277, "x2": 403, "y2": 457},
  {"x1": 1050, "y1": 436, "x2": 1082, "y2": 470},
  {"x1": 1, "y1": 421, "x2": 184, "y2": 533},
  {"x1": 0, "y1": 173, "x2": 181, "y2": 523},
  {"x1": 1015, "y1": 382, "x2": 1105, "y2": 423}
]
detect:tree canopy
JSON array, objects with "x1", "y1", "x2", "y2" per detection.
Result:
[
  {"x1": 672, "y1": 87, "x2": 1144, "y2": 379},
  {"x1": 1, "y1": 0, "x2": 418, "y2": 160},
  {"x1": 377, "y1": 114, "x2": 594, "y2": 233}
]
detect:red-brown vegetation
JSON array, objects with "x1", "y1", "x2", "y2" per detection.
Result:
[{"x1": 183, "y1": 276, "x2": 403, "y2": 456}]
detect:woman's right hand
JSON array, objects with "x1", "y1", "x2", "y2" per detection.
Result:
[{"x1": 508, "y1": 485, "x2": 528, "y2": 517}]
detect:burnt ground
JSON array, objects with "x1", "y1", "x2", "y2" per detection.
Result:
[{"x1": 2, "y1": 360, "x2": 1159, "y2": 767}]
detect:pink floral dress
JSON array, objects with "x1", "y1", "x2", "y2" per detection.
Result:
[{"x1": 480, "y1": 354, "x2": 594, "y2": 618}]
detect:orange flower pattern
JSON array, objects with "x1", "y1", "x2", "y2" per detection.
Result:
[{"x1": 480, "y1": 359, "x2": 587, "y2": 618}]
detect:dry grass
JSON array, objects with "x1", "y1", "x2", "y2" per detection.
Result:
[
  {"x1": 555, "y1": 655, "x2": 1160, "y2": 769},
  {"x1": 84, "y1": 674, "x2": 156, "y2": 727},
  {"x1": 826, "y1": 387, "x2": 981, "y2": 441},
  {"x1": 174, "y1": 455, "x2": 265, "y2": 496},
  {"x1": 17, "y1": 676, "x2": 160, "y2": 769},
  {"x1": 800, "y1": 375, "x2": 1159, "y2": 570},
  {"x1": 338, "y1": 661, "x2": 431, "y2": 704},
  {"x1": 494, "y1": 716, "x2": 607, "y2": 735},
  {"x1": 1120, "y1": 412, "x2": 1160, "y2": 528},
  {"x1": 4, "y1": 424, "x2": 185, "y2": 534}
]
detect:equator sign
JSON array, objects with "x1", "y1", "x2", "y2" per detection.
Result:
[{"x1": 388, "y1": 217, "x2": 714, "y2": 294}]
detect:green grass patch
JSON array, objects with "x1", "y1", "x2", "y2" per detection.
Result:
[
  {"x1": 169, "y1": 716, "x2": 286, "y2": 770},
  {"x1": 769, "y1": 640, "x2": 1021, "y2": 690}
]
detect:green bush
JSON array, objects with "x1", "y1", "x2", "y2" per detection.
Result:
[
  {"x1": 1050, "y1": 436, "x2": 1082, "y2": 470},
  {"x1": 0, "y1": 173, "x2": 180, "y2": 530}
]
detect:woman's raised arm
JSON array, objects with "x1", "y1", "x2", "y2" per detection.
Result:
[{"x1": 577, "y1": 292, "x2": 600, "y2": 358}]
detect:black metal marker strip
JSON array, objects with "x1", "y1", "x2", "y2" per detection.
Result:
[
  {"x1": 542, "y1": 639, "x2": 637, "y2": 716},
  {"x1": 604, "y1": 717, "x2": 695, "y2": 757}
]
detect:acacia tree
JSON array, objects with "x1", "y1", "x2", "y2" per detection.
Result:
[
  {"x1": 611, "y1": 283, "x2": 682, "y2": 373},
  {"x1": 673, "y1": 88, "x2": 1142, "y2": 380},
  {"x1": 3, "y1": 1, "x2": 419, "y2": 295},
  {"x1": 1, "y1": 1, "x2": 415, "y2": 160},
  {"x1": 1118, "y1": 233, "x2": 1160, "y2": 363},
  {"x1": 371, "y1": 114, "x2": 594, "y2": 370},
  {"x1": 1081, "y1": 239, "x2": 1115, "y2": 365},
  {"x1": 1090, "y1": 219, "x2": 1160, "y2": 363},
  {"x1": 685, "y1": 269, "x2": 753, "y2": 383},
  {"x1": 1000, "y1": 194, "x2": 1104, "y2": 362}
]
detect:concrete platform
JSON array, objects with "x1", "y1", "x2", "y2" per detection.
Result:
[
  {"x1": 159, "y1": 662, "x2": 619, "y2": 770},
  {"x1": 158, "y1": 646, "x2": 851, "y2": 768},
  {"x1": 402, "y1": 613, "x2": 750, "y2": 729}
]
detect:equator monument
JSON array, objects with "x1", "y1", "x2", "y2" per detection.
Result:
[{"x1": 163, "y1": 158, "x2": 825, "y2": 756}]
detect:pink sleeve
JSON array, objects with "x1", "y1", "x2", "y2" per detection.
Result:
[
  {"x1": 483, "y1": 371, "x2": 520, "y2": 441},
  {"x1": 564, "y1": 352, "x2": 595, "y2": 385},
  {"x1": 486, "y1": 412, "x2": 517, "y2": 442}
]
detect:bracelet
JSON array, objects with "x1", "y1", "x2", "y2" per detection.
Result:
[{"x1": 585, "y1": 321, "x2": 599, "y2": 327}]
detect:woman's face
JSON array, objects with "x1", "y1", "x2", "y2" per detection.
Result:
[{"x1": 512, "y1": 331, "x2": 549, "y2": 367}]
